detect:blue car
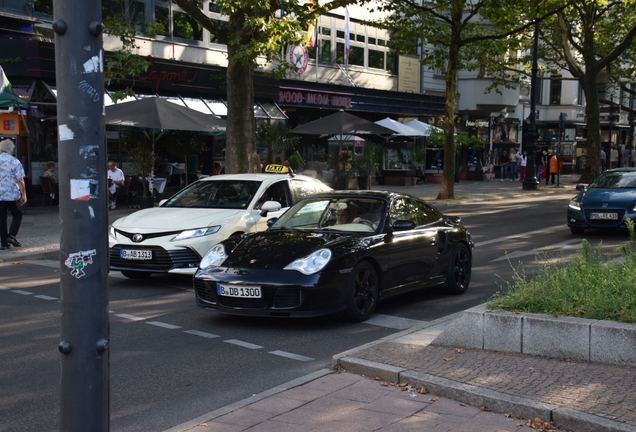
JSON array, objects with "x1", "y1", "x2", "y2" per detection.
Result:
[{"x1": 568, "y1": 168, "x2": 636, "y2": 234}]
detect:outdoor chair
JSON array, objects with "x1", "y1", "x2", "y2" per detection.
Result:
[{"x1": 115, "y1": 175, "x2": 132, "y2": 205}]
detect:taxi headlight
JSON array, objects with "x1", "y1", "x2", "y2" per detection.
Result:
[
  {"x1": 200, "y1": 244, "x2": 227, "y2": 269},
  {"x1": 569, "y1": 199, "x2": 581, "y2": 211},
  {"x1": 172, "y1": 226, "x2": 221, "y2": 242},
  {"x1": 284, "y1": 249, "x2": 332, "y2": 275}
]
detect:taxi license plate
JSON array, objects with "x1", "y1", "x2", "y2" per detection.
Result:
[
  {"x1": 590, "y1": 212, "x2": 618, "y2": 220},
  {"x1": 120, "y1": 249, "x2": 152, "y2": 260},
  {"x1": 217, "y1": 284, "x2": 262, "y2": 298}
]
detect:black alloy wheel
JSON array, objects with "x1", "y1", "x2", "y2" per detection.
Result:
[
  {"x1": 120, "y1": 270, "x2": 153, "y2": 279},
  {"x1": 445, "y1": 243, "x2": 471, "y2": 294},
  {"x1": 344, "y1": 261, "x2": 378, "y2": 322}
]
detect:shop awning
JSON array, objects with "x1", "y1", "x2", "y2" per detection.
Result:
[{"x1": 0, "y1": 90, "x2": 28, "y2": 108}]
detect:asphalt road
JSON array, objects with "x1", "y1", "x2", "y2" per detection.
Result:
[{"x1": 0, "y1": 192, "x2": 630, "y2": 432}]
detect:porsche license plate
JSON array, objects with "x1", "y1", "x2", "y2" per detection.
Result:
[
  {"x1": 120, "y1": 249, "x2": 152, "y2": 260},
  {"x1": 216, "y1": 284, "x2": 262, "y2": 298},
  {"x1": 590, "y1": 212, "x2": 618, "y2": 220}
]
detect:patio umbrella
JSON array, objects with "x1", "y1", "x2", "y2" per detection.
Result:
[
  {"x1": 374, "y1": 118, "x2": 426, "y2": 137},
  {"x1": 105, "y1": 97, "x2": 226, "y2": 192},
  {"x1": 404, "y1": 119, "x2": 443, "y2": 137},
  {"x1": 291, "y1": 110, "x2": 394, "y2": 136}
]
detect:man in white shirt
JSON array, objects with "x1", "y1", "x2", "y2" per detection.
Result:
[{"x1": 107, "y1": 160, "x2": 125, "y2": 210}]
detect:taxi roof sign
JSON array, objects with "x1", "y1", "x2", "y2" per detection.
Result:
[{"x1": 264, "y1": 164, "x2": 290, "y2": 174}]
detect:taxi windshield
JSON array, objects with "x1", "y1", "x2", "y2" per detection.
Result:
[
  {"x1": 163, "y1": 180, "x2": 261, "y2": 209},
  {"x1": 271, "y1": 197, "x2": 386, "y2": 233}
]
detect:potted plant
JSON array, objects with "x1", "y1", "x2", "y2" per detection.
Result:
[
  {"x1": 328, "y1": 150, "x2": 353, "y2": 190},
  {"x1": 125, "y1": 132, "x2": 155, "y2": 208},
  {"x1": 364, "y1": 142, "x2": 383, "y2": 185},
  {"x1": 352, "y1": 152, "x2": 377, "y2": 190}
]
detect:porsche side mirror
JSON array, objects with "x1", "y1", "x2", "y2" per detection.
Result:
[
  {"x1": 575, "y1": 184, "x2": 585, "y2": 191},
  {"x1": 266, "y1": 217, "x2": 278, "y2": 227},
  {"x1": 393, "y1": 220, "x2": 417, "y2": 231},
  {"x1": 446, "y1": 215, "x2": 461, "y2": 224},
  {"x1": 260, "y1": 200, "x2": 282, "y2": 217}
]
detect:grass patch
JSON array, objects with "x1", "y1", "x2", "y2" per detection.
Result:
[{"x1": 487, "y1": 219, "x2": 636, "y2": 324}]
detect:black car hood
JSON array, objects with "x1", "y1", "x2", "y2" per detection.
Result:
[{"x1": 224, "y1": 230, "x2": 365, "y2": 269}]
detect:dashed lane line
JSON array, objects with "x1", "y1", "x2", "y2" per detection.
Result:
[
  {"x1": 224, "y1": 339, "x2": 263, "y2": 350},
  {"x1": 34, "y1": 295, "x2": 58, "y2": 301},
  {"x1": 0, "y1": 285, "x2": 10, "y2": 290},
  {"x1": 183, "y1": 330, "x2": 220, "y2": 339},
  {"x1": 474, "y1": 224, "x2": 566, "y2": 248},
  {"x1": 11, "y1": 290, "x2": 34, "y2": 295},
  {"x1": 146, "y1": 321, "x2": 182, "y2": 330},
  {"x1": 268, "y1": 350, "x2": 314, "y2": 362},
  {"x1": 114, "y1": 313, "x2": 146, "y2": 321}
]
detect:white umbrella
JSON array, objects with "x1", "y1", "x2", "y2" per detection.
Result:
[
  {"x1": 375, "y1": 118, "x2": 426, "y2": 137},
  {"x1": 404, "y1": 119, "x2": 443, "y2": 137}
]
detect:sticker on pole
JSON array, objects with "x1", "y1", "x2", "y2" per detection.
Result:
[
  {"x1": 65, "y1": 249, "x2": 96, "y2": 278},
  {"x1": 70, "y1": 179, "x2": 99, "y2": 201}
]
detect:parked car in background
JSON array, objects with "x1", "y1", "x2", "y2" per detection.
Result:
[
  {"x1": 568, "y1": 168, "x2": 636, "y2": 234},
  {"x1": 194, "y1": 190, "x2": 474, "y2": 322},
  {"x1": 109, "y1": 170, "x2": 331, "y2": 279}
]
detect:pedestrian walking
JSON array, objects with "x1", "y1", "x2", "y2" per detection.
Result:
[
  {"x1": 534, "y1": 147, "x2": 545, "y2": 183},
  {"x1": 547, "y1": 149, "x2": 558, "y2": 185},
  {"x1": 519, "y1": 150, "x2": 527, "y2": 182},
  {"x1": 500, "y1": 151, "x2": 509, "y2": 181},
  {"x1": 107, "y1": 160, "x2": 125, "y2": 210},
  {"x1": 509, "y1": 148, "x2": 519, "y2": 181},
  {"x1": 622, "y1": 146, "x2": 630, "y2": 168},
  {"x1": 483, "y1": 150, "x2": 494, "y2": 181},
  {"x1": 610, "y1": 145, "x2": 619, "y2": 169},
  {"x1": 0, "y1": 139, "x2": 27, "y2": 250},
  {"x1": 601, "y1": 148, "x2": 607, "y2": 172}
]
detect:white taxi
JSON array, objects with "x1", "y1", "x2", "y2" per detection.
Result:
[{"x1": 108, "y1": 168, "x2": 331, "y2": 278}]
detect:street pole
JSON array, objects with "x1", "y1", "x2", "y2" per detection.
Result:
[
  {"x1": 523, "y1": 5, "x2": 540, "y2": 191},
  {"x1": 52, "y1": 0, "x2": 109, "y2": 430}
]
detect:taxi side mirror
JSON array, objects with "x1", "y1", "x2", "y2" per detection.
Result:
[{"x1": 260, "y1": 200, "x2": 282, "y2": 217}]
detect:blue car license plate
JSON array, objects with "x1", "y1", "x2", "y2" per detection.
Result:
[{"x1": 590, "y1": 212, "x2": 618, "y2": 220}]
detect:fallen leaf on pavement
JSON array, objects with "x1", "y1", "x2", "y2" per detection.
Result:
[
  {"x1": 480, "y1": 406, "x2": 491, "y2": 412},
  {"x1": 398, "y1": 383, "x2": 408, "y2": 387},
  {"x1": 429, "y1": 397, "x2": 439, "y2": 402},
  {"x1": 199, "y1": 423, "x2": 208, "y2": 427},
  {"x1": 460, "y1": 403, "x2": 467, "y2": 407},
  {"x1": 375, "y1": 377, "x2": 381, "y2": 380},
  {"x1": 379, "y1": 382, "x2": 388, "y2": 387},
  {"x1": 418, "y1": 387, "x2": 427, "y2": 394},
  {"x1": 455, "y1": 348, "x2": 465, "y2": 354},
  {"x1": 443, "y1": 357, "x2": 453, "y2": 361}
]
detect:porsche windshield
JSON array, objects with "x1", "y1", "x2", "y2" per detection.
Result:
[
  {"x1": 271, "y1": 197, "x2": 386, "y2": 233},
  {"x1": 163, "y1": 180, "x2": 261, "y2": 209},
  {"x1": 589, "y1": 171, "x2": 636, "y2": 189}
]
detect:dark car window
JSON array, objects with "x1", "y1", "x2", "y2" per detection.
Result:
[
  {"x1": 390, "y1": 198, "x2": 441, "y2": 226},
  {"x1": 163, "y1": 180, "x2": 260, "y2": 209},
  {"x1": 264, "y1": 181, "x2": 291, "y2": 208},
  {"x1": 589, "y1": 171, "x2": 636, "y2": 189},
  {"x1": 416, "y1": 201, "x2": 443, "y2": 225}
]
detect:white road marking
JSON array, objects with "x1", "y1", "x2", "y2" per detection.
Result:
[
  {"x1": 224, "y1": 339, "x2": 263, "y2": 350},
  {"x1": 146, "y1": 321, "x2": 181, "y2": 330},
  {"x1": 362, "y1": 313, "x2": 424, "y2": 330},
  {"x1": 27, "y1": 260, "x2": 60, "y2": 269},
  {"x1": 268, "y1": 350, "x2": 314, "y2": 362},
  {"x1": 11, "y1": 290, "x2": 34, "y2": 295},
  {"x1": 491, "y1": 238, "x2": 582, "y2": 262},
  {"x1": 114, "y1": 313, "x2": 146, "y2": 321},
  {"x1": 34, "y1": 295, "x2": 58, "y2": 301},
  {"x1": 183, "y1": 330, "x2": 220, "y2": 339},
  {"x1": 0, "y1": 285, "x2": 10, "y2": 290},
  {"x1": 475, "y1": 224, "x2": 566, "y2": 248}
]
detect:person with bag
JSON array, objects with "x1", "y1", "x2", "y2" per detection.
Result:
[
  {"x1": 0, "y1": 139, "x2": 26, "y2": 250},
  {"x1": 499, "y1": 151, "x2": 509, "y2": 181},
  {"x1": 519, "y1": 150, "x2": 527, "y2": 182},
  {"x1": 483, "y1": 150, "x2": 494, "y2": 181},
  {"x1": 509, "y1": 148, "x2": 519, "y2": 181},
  {"x1": 547, "y1": 149, "x2": 558, "y2": 185}
]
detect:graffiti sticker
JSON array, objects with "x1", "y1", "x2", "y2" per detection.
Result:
[{"x1": 65, "y1": 249, "x2": 97, "y2": 278}]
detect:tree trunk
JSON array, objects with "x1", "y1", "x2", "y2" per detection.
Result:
[
  {"x1": 225, "y1": 43, "x2": 255, "y2": 174},
  {"x1": 579, "y1": 73, "x2": 602, "y2": 183},
  {"x1": 437, "y1": 4, "x2": 462, "y2": 200}
]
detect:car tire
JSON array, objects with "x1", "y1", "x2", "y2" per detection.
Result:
[
  {"x1": 120, "y1": 270, "x2": 152, "y2": 279},
  {"x1": 445, "y1": 243, "x2": 471, "y2": 295},
  {"x1": 570, "y1": 227, "x2": 585, "y2": 234},
  {"x1": 344, "y1": 261, "x2": 378, "y2": 322}
]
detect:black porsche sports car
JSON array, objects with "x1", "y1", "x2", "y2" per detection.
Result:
[{"x1": 193, "y1": 190, "x2": 474, "y2": 322}]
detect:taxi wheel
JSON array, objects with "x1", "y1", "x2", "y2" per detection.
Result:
[
  {"x1": 344, "y1": 261, "x2": 378, "y2": 322},
  {"x1": 121, "y1": 270, "x2": 152, "y2": 279},
  {"x1": 445, "y1": 243, "x2": 471, "y2": 294},
  {"x1": 570, "y1": 227, "x2": 585, "y2": 234}
]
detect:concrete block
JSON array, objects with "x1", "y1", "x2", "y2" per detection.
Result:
[
  {"x1": 591, "y1": 321, "x2": 636, "y2": 367},
  {"x1": 338, "y1": 357, "x2": 405, "y2": 383},
  {"x1": 552, "y1": 407, "x2": 636, "y2": 432},
  {"x1": 483, "y1": 312, "x2": 522, "y2": 353},
  {"x1": 522, "y1": 314, "x2": 592, "y2": 361},
  {"x1": 431, "y1": 304, "x2": 485, "y2": 349}
]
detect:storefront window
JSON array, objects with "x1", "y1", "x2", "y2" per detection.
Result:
[
  {"x1": 349, "y1": 46, "x2": 364, "y2": 66},
  {"x1": 383, "y1": 145, "x2": 413, "y2": 170},
  {"x1": 174, "y1": 11, "x2": 203, "y2": 41},
  {"x1": 319, "y1": 40, "x2": 331, "y2": 64},
  {"x1": 130, "y1": 1, "x2": 145, "y2": 31},
  {"x1": 368, "y1": 49, "x2": 384, "y2": 70},
  {"x1": 154, "y1": 6, "x2": 169, "y2": 36}
]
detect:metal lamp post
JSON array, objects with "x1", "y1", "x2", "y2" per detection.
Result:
[{"x1": 523, "y1": 6, "x2": 540, "y2": 190}]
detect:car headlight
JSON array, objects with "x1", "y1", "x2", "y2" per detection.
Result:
[
  {"x1": 200, "y1": 244, "x2": 227, "y2": 269},
  {"x1": 109, "y1": 226, "x2": 117, "y2": 240},
  {"x1": 284, "y1": 249, "x2": 332, "y2": 275},
  {"x1": 171, "y1": 226, "x2": 221, "y2": 242},
  {"x1": 568, "y1": 199, "x2": 581, "y2": 211}
]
